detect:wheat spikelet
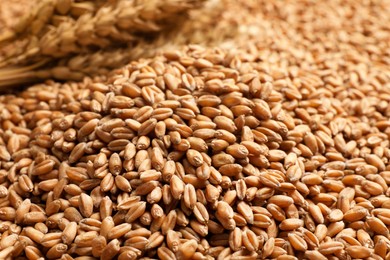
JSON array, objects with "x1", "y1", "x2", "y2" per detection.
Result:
[
  {"x1": 0, "y1": 1, "x2": 31, "y2": 35},
  {"x1": 0, "y1": 0, "x2": 104, "y2": 68},
  {"x1": 0, "y1": 0, "x2": 207, "y2": 88},
  {"x1": 1, "y1": 0, "x2": 206, "y2": 61},
  {"x1": 0, "y1": 0, "x2": 110, "y2": 63},
  {"x1": 0, "y1": 39, "x2": 163, "y2": 89},
  {"x1": 1, "y1": 0, "x2": 109, "y2": 42}
]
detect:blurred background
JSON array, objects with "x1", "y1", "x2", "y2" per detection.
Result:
[{"x1": 0, "y1": 0, "x2": 389, "y2": 89}]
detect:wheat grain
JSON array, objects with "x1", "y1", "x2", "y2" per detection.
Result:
[{"x1": 0, "y1": 0, "x2": 390, "y2": 259}]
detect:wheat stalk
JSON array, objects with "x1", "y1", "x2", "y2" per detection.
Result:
[
  {"x1": 0, "y1": 39, "x2": 162, "y2": 89},
  {"x1": 0, "y1": 0, "x2": 109, "y2": 62},
  {"x1": 1, "y1": 0, "x2": 206, "y2": 62},
  {"x1": 0, "y1": 0, "x2": 206, "y2": 88},
  {"x1": 1, "y1": 0, "x2": 109, "y2": 42}
]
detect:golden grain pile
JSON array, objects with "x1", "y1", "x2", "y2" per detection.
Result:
[{"x1": 0, "y1": 0, "x2": 390, "y2": 259}]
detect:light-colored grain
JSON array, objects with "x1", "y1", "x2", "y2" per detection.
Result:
[{"x1": 1, "y1": 1, "x2": 390, "y2": 258}]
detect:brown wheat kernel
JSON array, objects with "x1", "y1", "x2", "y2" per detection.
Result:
[
  {"x1": 61, "y1": 221, "x2": 77, "y2": 245},
  {"x1": 1, "y1": 1, "x2": 390, "y2": 258}
]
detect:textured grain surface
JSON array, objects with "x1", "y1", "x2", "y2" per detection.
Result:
[{"x1": 0, "y1": 0, "x2": 390, "y2": 259}]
